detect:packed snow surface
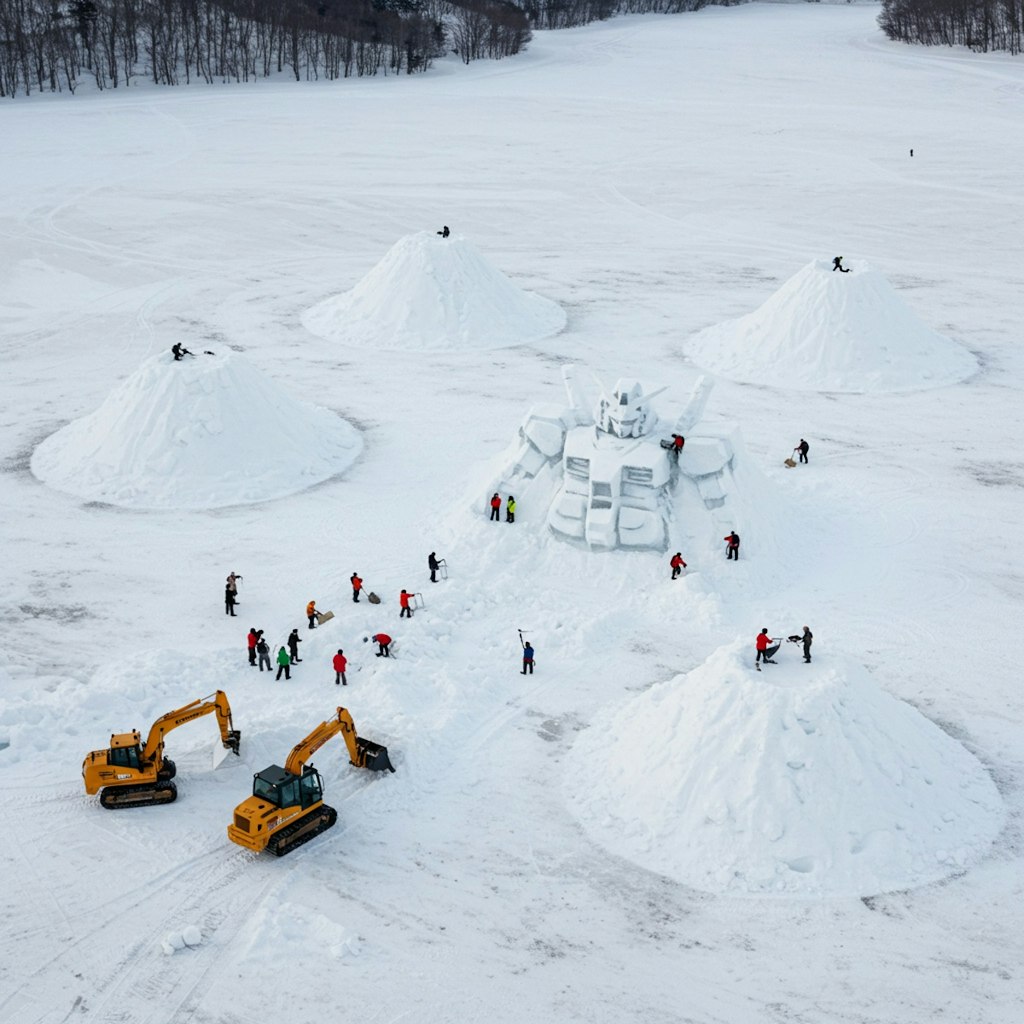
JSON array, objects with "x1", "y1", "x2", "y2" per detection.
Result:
[
  {"x1": 30, "y1": 348, "x2": 363, "y2": 508},
  {"x1": 685, "y1": 259, "x2": 977, "y2": 392},
  {"x1": 566, "y1": 642, "x2": 1004, "y2": 897},
  {"x1": 302, "y1": 231, "x2": 566, "y2": 351}
]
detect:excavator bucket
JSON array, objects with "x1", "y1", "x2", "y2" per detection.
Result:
[
  {"x1": 212, "y1": 729, "x2": 243, "y2": 769},
  {"x1": 356, "y1": 737, "x2": 396, "y2": 774}
]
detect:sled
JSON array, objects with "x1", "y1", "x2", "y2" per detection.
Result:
[
  {"x1": 367, "y1": 592, "x2": 381, "y2": 605},
  {"x1": 316, "y1": 611, "x2": 334, "y2": 625},
  {"x1": 784, "y1": 458, "x2": 797, "y2": 468},
  {"x1": 437, "y1": 558, "x2": 449, "y2": 581}
]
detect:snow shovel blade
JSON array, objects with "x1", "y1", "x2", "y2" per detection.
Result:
[
  {"x1": 355, "y1": 737, "x2": 396, "y2": 774},
  {"x1": 367, "y1": 592, "x2": 381, "y2": 605},
  {"x1": 212, "y1": 730, "x2": 241, "y2": 769},
  {"x1": 784, "y1": 458, "x2": 797, "y2": 468},
  {"x1": 316, "y1": 611, "x2": 335, "y2": 625}
]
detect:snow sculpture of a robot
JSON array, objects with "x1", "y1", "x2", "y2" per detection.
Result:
[{"x1": 496, "y1": 366, "x2": 737, "y2": 550}]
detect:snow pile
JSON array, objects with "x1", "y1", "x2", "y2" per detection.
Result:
[
  {"x1": 302, "y1": 231, "x2": 566, "y2": 351},
  {"x1": 161, "y1": 925, "x2": 203, "y2": 955},
  {"x1": 31, "y1": 348, "x2": 363, "y2": 509},
  {"x1": 685, "y1": 259, "x2": 977, "y2": 392},
  {"x1": 240, "y1": 903, "x2": 362, "y2": 962},
  {"x1": 565, "y1": 642, "x2": 1004, "y2": 897}
]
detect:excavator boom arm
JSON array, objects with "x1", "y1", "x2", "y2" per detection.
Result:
[
  {"x1": 284, "y1": 708, "x2": 360, "y2": 775},
  {"x1": 142, "y1": 691, "x2": 241, "y2": 762}
]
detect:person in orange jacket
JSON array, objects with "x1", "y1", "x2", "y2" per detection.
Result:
[
  {"x1": 670, "y1": 552, "x2": 687, "y2": 580},
  {"x1": 399, "y1": 589, "x2": 414, "y2": 618},
  {"x1": 333, "y1": 649, "x2": 347, "y2": 686},
  {"x1": 350, "y1": 573, "x2": 363, "y2": 603},
  {"x1": 306, "y1": 600, "x2": 317, "y2": 629},
  {"x1": 489, "y1": 493, "x2": 501, "y2": 521}
]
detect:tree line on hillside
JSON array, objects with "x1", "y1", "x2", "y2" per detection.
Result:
[
  {"x1": 878, "y1": 0, "x2": 1023, "y2": 53},
  {"x1": 0, "y1": 0, "x2": 742, "y2": 99}
]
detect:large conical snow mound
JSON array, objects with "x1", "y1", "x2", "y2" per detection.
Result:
[
  {"x1": 685, "y1": 260, "x2": 976, "y2": 392},
  {"x1": 31, "y1": 349, "x2": 363, "y2": 509},
  {"x1": 302, "y1": 231, "x2": 566, "y2": 351},
  {"x1": 565, "y1": 641, "x2": 1003, "y2": 897}
]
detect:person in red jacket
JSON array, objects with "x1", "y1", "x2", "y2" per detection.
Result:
[
  {"x1": 755, "y1": 628, "x2": 775, "y2": 671},
  {"x1": 333, "y1": 649, "x2": 347, "y2": 686},
  {"x1": 247, "y1": 627, "x2": 260, "y2": 667},
  {"x1": 350, "y1": 573, "x2": 363, "y2": 603},
  {"x1": 670, "y1": 552, "x2": 687, "y2": 580},
  {"x1": 399, "y1": 589, "x2": 414, "y2": 618},
  {"x1": 724, "y1": 531, "x2": 740, "y2": 560},
  {"x1": 489, "y1": 492, "x2": 501, "y2": 522},
  {"x1": 369, "y1": 633, "x2": 392, "y2": 658}
]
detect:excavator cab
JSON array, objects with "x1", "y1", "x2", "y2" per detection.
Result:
[
  {"x1": 108, "y1": 732, "x2": 143, "y2": 770},
  {"x1": 252, "y1": 765, "x2": 323, "y2": 810}
]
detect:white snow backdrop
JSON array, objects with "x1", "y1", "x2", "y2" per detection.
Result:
[{"x1": 1, "y1": 5, "x2": 1022, "y2": 1023}]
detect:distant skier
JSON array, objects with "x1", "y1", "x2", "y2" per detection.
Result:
[
  {"x1": 724, "y1": 531, "x2": 740, "y2": 560},
  {"x1": 796, "y1": 439, "x2": 809, "y2": 464},
  {"x1": 399, "y1": 589, "x2": 414, "y2": 618},
  {"x1": 351, "y1": 573, "x2": 363, "y2": 602},
  {"x1": 306, "y1": 600, "x2": 318, "y2": 629},
  {"x1": 755, "y1": 628, "x2": 774, "y2": 671},
  {"x1": 224, "y1": 584, "x2": 237, "y2": 617},
  {"x1": 247, "y1": 627, "x2": 260, "y2": 666},
  {"x1": 670, "y1": 552, "x2": 687, "y2": 580},
  {"x1": 521, "y1": 640, "x2": 535, "y2": 675},
  {"x1": 256, "y1": 634, "x2": 271, "y2": 671},
  {"x1": 171, "y1": 342, "x2": 193, "y2": 360},
  {"x1": 506, "y1": 496, "x2": 516, "y2": 523},
  {"x1": 428, "y1": 551, "x2": 441, "y2": 583},
  {"x1": 437, "y1": 225, "x2": 450, "y2": 238},
  {"x1": 832, "y1": 256, "x2": 851, "y2": 274},
  {"x1": 275, "y1": 646, "x2": 292, "y2": 680},
  {"x1": 801, "y1": 626, "x2": 813, "y2": 663},
  {"x1": 369, "y1": 633, "x2": 392, "y2": 658},
  {"x1": 490, "y1": 493, "x2": 501, "y2": 522},
  {"x1": 333, "y1": 649, "x2": 348, "y2": 685},
  {"x1": 288, "y1": 628, "x2": 303, "y2": 663}
]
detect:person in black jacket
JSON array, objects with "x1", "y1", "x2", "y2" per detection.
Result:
[
  {"x1": 832, "y1": 256, "x2": 851, "y2": 273},
  {"x1": 796, "y1": 439, "x2": 809, "y2": 464},
  {"x1": 724, "y1": 531, "x2": 740, "y2": 561},
  {"x1": 256, "y1": 635, "x2": 271, "y2": 672},
  {"x1": 288, "y1": 628, "x2": 303, "y2": 664},
  {"x1": 801, "y1": 626, "x2": 813, "y2": 663},
  {"x1": 428, "y1": 552, "x2": 440, "y2": 583}
]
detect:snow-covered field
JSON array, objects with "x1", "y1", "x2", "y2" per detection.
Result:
[{"x1": 2, "y1": 5, "x2": 1023, "y2": 1022}]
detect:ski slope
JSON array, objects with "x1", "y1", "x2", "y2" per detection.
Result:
[{"x1": 1, "y1": 5, "x2": 1022, "y2": 1024}]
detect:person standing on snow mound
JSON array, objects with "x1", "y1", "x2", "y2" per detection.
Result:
[
  {"x1": 350, "y1": 573, "x2": 363, "y2": 603},
  {"x1": 333, "y1": 649, "x2": 347, "y2": 686},
  {"x1": 755, "y1": 628, "x2": 773, "y2": 671},
  {"x1": 670, "y1": 552, "x2": 687, "y2": 580},
  {"x1": 489, "y1": 493, "x2": 501, "y2": 522},
  {"x1": 306, "y1": 600, "x2": 318, "y2": 629},
  {"x1": 399, "y1": 589, "x2": 414, "y2": 619},
  {"x1": 256, "y1": 634, "x2": 271, "y2": 671},
  {"x1": 428, "y1": 552, "x2": 441, "y2": 583},
  {"x1": 368, "y1": 633, "x2": 392, "y2": 658},
  {"x1": 275, "y1": 646, "x2": 291, "y2": 680},
  {"x1": 724, "y1": 531, "x2": 740, "y2": 560},
  {"x1": 171, "y1": 342, "x2": 193, "y2": 360},
  {"x1": 437, "y1": 225, "x2": 450, "y2": 238},
  {"x1": 506, "y1": 496, "x2": 516, "y2": 523},
  {"x1": 521, "y1": 641, "x2": 535, "y2": 675},
  {"x1": 832, "y1": 256, "x2": 851, "y2": 273},
  {"x1": 796, "y1": 439, "x2": 809, "y2": 464},
  {"x1": 288, "y1": 628, "x2": 303, "y2": 664}
]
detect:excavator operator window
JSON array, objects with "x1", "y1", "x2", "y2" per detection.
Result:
[
  {"x1": 109, "y1": 745, "x2": 141, "y2": 770},
  {"x1": 277, "y1": 778, "x2": 300, "y2": 809},
  {"x1": 299, "y1": 769, "x2": 323, "y2": 809}
]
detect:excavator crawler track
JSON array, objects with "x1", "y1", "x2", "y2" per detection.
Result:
[
  {"x1": 266, "y1": 805, "x2": 338, "y2": 857},
  {"x1": 99, "y1": 781, "x2": 178, "y2": 809}
]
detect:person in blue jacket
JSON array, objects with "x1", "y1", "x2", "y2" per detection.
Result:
[{"x1": 521, "y1": 642, "x2": 535, "y2": 675}]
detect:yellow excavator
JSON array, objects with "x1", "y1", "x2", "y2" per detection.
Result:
[
  {"x1": 82, "y1": 691, "x2": 241, "y2": 808},
  {"x1": 227, "y1": 707, "x2": 394, "y2": 856}
]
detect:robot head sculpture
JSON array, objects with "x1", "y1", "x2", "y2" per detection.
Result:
[{"x1": 596, "y1": 379, "x2": 665, "y2": 439}]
